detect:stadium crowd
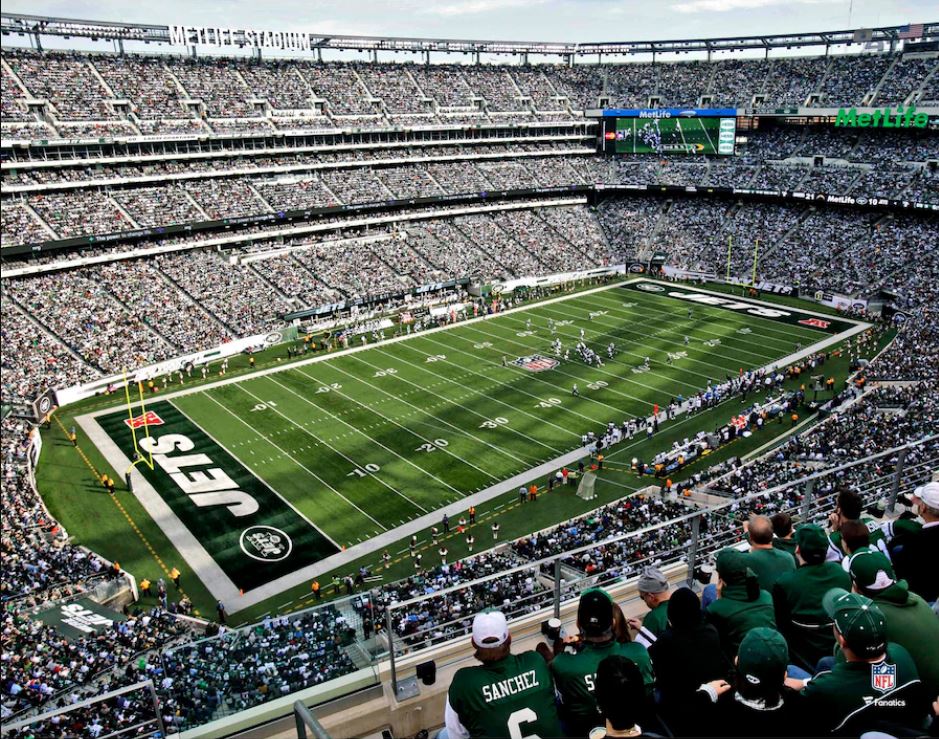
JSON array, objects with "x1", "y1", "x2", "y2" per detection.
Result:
[{"x1": 1, "y1": 39, "x2": 938, "y2": 738}]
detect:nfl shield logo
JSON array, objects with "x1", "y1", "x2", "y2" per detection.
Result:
[
  {"x1": 513, "y1": 354, "x2": 559, "y2": 373},
  {"x1": 871, "y1": 662, "x2": 896, "y2": 693}
]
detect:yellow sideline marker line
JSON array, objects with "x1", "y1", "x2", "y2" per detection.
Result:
[{"x1": 52, "y1": 413, "x2": 197, "y2": 614}]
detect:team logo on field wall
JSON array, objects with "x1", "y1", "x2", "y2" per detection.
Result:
[
  {"x1": 240, "y1": 525, "x2": 293, "y2": 562},
  {"x1": 124, "y1": 411, "x2": 165, "y2": 429},
  {"x1": 513, "y1": 354, "x2": 560, "y2": 372}
]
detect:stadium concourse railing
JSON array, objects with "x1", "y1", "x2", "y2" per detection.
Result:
[
  {"x1": 2, "y1": 680, "x2": 166, "y2": 739},
  {"x1": 381, "y1": 437, "x2": 936, "y2": 691},
  {"x1": 124, "y1": 437, "x2": 935, "y2": 737}
]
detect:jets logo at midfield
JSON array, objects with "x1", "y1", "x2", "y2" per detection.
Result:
[
  {"x1": 240, "y1": 525, "x2": 293, "y2": 562},
  {"x1": 513, "y1": 354, "x2": 559, "y2": 373}
]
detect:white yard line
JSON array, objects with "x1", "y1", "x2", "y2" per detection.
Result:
[
  {"x1": 456, "y1": 322, "x2": 666, "y2": 407},
  {"x1": 587, "y1": 289, "x2": 816, "y2": 348},
  {"x1": 533, "y1": 298, "x2": 778, "y2": 367},
  {"x1": 75, "y1": 410, "x2": 246, "y2": 608},
  {"x1": 381, "y1": 337, "x2": 605, "y2": 430},
  {"x1": 320, "y1": 361, "x2": 523, "y2": 475},
  {"x1": 167, "y1": 399, "x2": 342, "y2": 552},
  {"x1": 339, "y1": 348, "x2": 566, "y2": 455},
  {"x1": 82, "y1": 279, "x2": 635, "y2": 418},
  {"x1": 200, "y1": 393, "x2": 388, "y2": 532},
  {"x1": 415, "y1": 330, "x2": 630, "y2": 420},
  {"x1": 73, "y1": 278, "x2": 871, "y2": 613},
  {"x1": 228, "y1": 381, "x2": 428, "y2": 514},
  {"x1": 373, "y1": 345, "x2": 582, "y2": 441},
  {"x1": 262, "y1": 373, "x2": 470, "y2": 499}
]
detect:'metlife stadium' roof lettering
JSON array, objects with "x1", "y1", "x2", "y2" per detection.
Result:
[
  {"x1": 169, "y1": 25, "x2": 313, "y2": 51},
  {"x1": 835, "y1": 106, "x2": 930, "y2": 128}
]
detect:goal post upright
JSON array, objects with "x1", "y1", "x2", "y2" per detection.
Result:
[{"x1": 123, "y1": 369, "x2": 155, "y2": 473}]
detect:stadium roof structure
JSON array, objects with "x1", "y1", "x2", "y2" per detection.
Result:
[{"x1": 1, "y1": 12, "x2": 937, "y2": 59}]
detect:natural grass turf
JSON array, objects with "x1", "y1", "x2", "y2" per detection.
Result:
[{"x1": 36, "y1": 280, "x2": 878, "y2": 623}]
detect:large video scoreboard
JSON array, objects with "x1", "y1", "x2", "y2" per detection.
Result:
[{"x1": 600, "y1": 108, "x2": 737, "y2": 156}]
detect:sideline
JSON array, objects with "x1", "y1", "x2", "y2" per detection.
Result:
[{"x1": 75, "y1": 280, "x2": 870, "y2": 613}]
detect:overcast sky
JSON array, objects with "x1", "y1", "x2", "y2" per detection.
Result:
[{"x1": 1, "y1": 0, "x2": 932, "y2": 43}]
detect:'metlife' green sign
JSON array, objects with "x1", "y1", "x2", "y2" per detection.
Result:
[{"x1": 835, "y1": 106, "x2": 930, "y2": 128}]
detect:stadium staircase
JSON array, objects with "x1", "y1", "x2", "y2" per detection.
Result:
[
  {"x1": 842, "y1": 168, "x2": 871, "y2": 196},
  {"x1": 402, "y1": 228, "x2": 453, "y2": 274},
  {"x1": 452, "y1": 220, "x2": 517, "y2": 276},
  {"x1": 810, "y1": 56, "x2": 837, "y2": 106},
  {"x1": 107, "y1": 194, "x2": 141, "y2": 229},
  {"x1": 396, "y1": 229, "x2": 450, "y2": 275},
  {"x1": 293, "y1": 252, "x2": 352, "y2": 298},
  {"x1": 241, "y1": 261, "x2": 295, "y2": 302},
  {"x1": 866, "y1": 54, "x2": 902, "y2": 106},
  {"x1": 19, "y1": 201, "x2": 60, "y2": 240},
  {"x1": 911, "y1": 62, "x2": 938, "y2": 105},
  {"x1": 246, "y1": 181, "x2": 277, "y2": 213},
  {"x1": 153, "y1": 262, "x2": 242, "y2": 338},
  {"x1": 3, "y1": 297, "x2": 99, "y2": 375},
  {"x1": 534, "y1": 210, "x2": 595, "y2": 261},
  {"x1": 181, "y1": 188, "x2": 211, "y2": 220}
]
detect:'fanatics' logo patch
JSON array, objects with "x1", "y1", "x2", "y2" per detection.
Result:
[
  {"x1": 872, "y1": 662, "x2": 896, "y2": 693},
  {"x1": 513, "y1": 354, "x2": 559, "y2": 373},
  {"x1": 798, "y1": 317, "x2": 831, "y2": 329},
  {"x1": 124, "y1": 411, "x2": 165, "y2": 429}
]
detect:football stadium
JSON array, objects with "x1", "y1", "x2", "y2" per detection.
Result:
[{"x1": 0, "y1": 7, "x2": 937, "y2": 739}]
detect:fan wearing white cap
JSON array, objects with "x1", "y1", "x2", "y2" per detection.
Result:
[
  {"x1": 887, "y1": 481, "x2": 939, "y2": 605},
  {"x1": 442, "y1": 610, "x2": 562, "y2": 739}
]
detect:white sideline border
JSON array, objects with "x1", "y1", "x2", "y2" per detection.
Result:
[{"x1": 75, "y1": 278, "x2": 871, "y2": 613}]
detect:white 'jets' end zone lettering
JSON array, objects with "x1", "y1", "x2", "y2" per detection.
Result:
[
  {"x1": 665, "y1": 290, "x2": 789, "y2": 318},
  {"x1": 140, "y1": 434, "x2": 259, "y2": 517}
]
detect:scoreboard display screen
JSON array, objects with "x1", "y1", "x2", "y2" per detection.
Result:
[{"x1": 601, "y1": 108, "x2": 737, "y2": 156}]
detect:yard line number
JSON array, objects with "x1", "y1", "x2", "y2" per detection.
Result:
[
  {"x1": 348, "y1": 463, "x2": 381, "y2": 478},
  {"x1": 415, "y1": 439, "x2": 449, "y2": 452}
]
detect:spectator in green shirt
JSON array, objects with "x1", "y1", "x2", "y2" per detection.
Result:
[
  {"x1": 706, "y1": 548, "x2": 776, "y2": 661},
  {"x1": 549, "y1": 588, "x2": 654, "y2": 738},
  {"x1": 770, "y1": 511, "x2": 798, "y2": 564},
  {"x1": 746, "y1": 515, "x2": 796, "y2": 592},
  {"x1": 773, "y1": 524, "x2": 851, "y2": 672},
  {"x1": 629, "y1": 566, "x2": 671, "y2": 648},
  {"x1": 848, "y1": 549, "x2": 939, "y2": 699},
  {"x1": 794, "y1": 589, "x2": 928, "y2": 735}
]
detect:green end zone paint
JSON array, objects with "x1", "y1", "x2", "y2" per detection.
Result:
[
  {"x1": 97, "y1": 400, "x2": 338, "y2": 592},
  {"x1": 624, "y1": 281, "x2": 856, "y2": 334}
]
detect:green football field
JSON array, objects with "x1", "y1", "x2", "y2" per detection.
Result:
[{"x1": 75, "y1": 279, "x2": 861, "y2": 612}]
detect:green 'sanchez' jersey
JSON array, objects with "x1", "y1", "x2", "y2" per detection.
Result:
[
  {"x1": 447, "y1": 651, "x2": 563, "y2": 738},
  {"x1": 550, "y1": 640, "x2": 654, "y2": 732}
]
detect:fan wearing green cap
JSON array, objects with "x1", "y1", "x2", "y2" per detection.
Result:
[
  {"x1": 705, "y1": 549, "x2": 776, "y2": 661},
  {"x1": 549, "y1": 588, "x2": 654, "y2": 738},
  {"x1": 795, "y1": 588, "x2": 927, "y2": 736},
  {"x1": 848, "y1": 548, "x2": 939, "y2": 698},
  {"x1": 691, "y1": 627, "x2": 802, "y2": 737},
  {"x1": 772, "y1": 524, "x2": 851, "y2": 671}
]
